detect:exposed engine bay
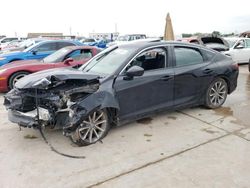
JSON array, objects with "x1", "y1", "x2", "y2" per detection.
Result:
[{"x1": 4, "y1": 77, "x2": 100, "y2": 135}]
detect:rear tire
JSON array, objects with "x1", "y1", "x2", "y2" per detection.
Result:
[
  {"x1": 204, "y1": 78, "x2": 228, "y2": 109},
  {"x1": 70, "y1": 109, "x2": 111, "y2": 146},
  {"x1": 8, "y1": 71, "x2": 29, "y2": 89}
]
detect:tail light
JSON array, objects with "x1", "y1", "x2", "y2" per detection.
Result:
[{"x1": 231, "y1": 63, "x2": 239, "y2": 70}]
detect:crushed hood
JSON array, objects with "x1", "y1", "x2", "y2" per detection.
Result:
[{"x1": 15, "y1": 68, "x2": 100, "y2": 89}]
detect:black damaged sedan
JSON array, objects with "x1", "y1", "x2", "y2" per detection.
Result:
[{"x1": 4, "y1": 41, "x2": 238, "y2": 146}]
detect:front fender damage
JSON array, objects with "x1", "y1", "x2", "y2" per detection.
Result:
[
  {"x1": 60, "y1": 90, "x2": 119, "y2": 135},
  {"x1": 4, "y1": 79, "x2": 119, "y2": 137}
]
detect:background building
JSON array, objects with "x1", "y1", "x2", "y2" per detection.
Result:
[
  {"x1": 27, "y1": 33, "x2": 63, "y2": 38},
  {"x1": 89, "y1": 32, "x2": 119, "y2": 41}
]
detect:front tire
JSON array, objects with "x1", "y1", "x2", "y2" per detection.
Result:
[
  {"x1": 8, "y1": 71, "x2": 30, "y2": 89},
  {"x1": 204, "y1": 78, "x2": 228, "y2": 109},
  {"x1": 70, "y1": 109, "x2": 111, "y2": 146}
]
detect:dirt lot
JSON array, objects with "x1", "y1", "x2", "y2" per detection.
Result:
[{"x1": 0, "y1": 65, "x2": 249, "y2": 188}]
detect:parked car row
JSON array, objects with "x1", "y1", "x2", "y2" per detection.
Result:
[
  {"x1": 0, "y1": 37, "x2": 26, "y2": 51},
  {"x1": 0, "y1": 40, "x2": 83, "y2": 66},
  {"x1": 0, "y1": 34, "x2": 152, "y2": 93},
  {"x1": 0, "y1": 46, "x2": 101, "y2": 92}
]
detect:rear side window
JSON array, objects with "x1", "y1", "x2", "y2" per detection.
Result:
[
  {"x1": 201, "y1": 49, "x2": 216, "y2": 61},
  {"x1": 174, "y1": 47, "x2": 204, "y2": 67},
  {"x1": 57, "y1": 42, "x2": 75, "y2": 50}
]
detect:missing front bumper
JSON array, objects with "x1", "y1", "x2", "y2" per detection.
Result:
[{"x1": 8, "y1": 107, "x2": 50, "y2": 128}]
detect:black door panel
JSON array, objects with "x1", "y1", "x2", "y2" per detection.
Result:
[{"x1": 114, "y1": 68, "x2": 174, "y2": 120}]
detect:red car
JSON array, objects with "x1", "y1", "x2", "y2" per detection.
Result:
[{"x1": 0, "y1": 46, "x2": 101, "y2": 92}]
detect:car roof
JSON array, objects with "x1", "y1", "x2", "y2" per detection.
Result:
[
  {"x1": 63, "y1": 46, "x2": 98, "y2": 50},
  {"x1": 117, "y1": 40, "x2": 209, "y2": 51},
  {"x1": 224, "y1": 37, "x2": 250, "y2": 40}
]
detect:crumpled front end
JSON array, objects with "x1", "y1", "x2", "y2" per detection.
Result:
[{"x1": 4, "y1": 79, "x2": 100, "y2": 134}]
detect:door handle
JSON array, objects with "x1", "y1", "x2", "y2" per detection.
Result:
[
  {"x1": 161, "y1": 75, "x2": 173, "y2": 81},
  {"x1": 203, "y1": 69, "x2": 213, "y2": 74}
]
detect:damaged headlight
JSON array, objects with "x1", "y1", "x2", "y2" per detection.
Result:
[
  {"x1": 38, "y1": 107, "x2": 50, "y2": 121},
  {"x1": 32, "y1": 78, "x2": 51, "y2": 88},
  {"x1": 14, "y1": 107, "x2": 51, "y2": 121}
]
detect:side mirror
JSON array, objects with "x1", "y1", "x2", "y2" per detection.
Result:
[
  {"x1": 124, "y1": 65, "x2": 144, "y2": 80},
  {"x1": 64, "y1": 58, "x2": 74, "y2": 64},
  {"x1": 31, "y1": 49, "x2": 37, "y2": 55}
]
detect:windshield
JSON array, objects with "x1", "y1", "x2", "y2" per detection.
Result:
[
  {"x1": 225, "y1": 38, "x2": 238, "y2": 48},
  {"x1": 43, "y1": 47, "x2": 71, "y2": 63},
  {"x1": 19, "y1": 39, "x2": 41, "y2": 49},
  {"x1": 84, "y1": 38, "x2": 96, "y2": 42},
  {"x1": 23, "y1": 40, "x2": 46, "y2": 52},
  {"x1": 81, "y1": 47, "x2": 134, "y2": 75}
]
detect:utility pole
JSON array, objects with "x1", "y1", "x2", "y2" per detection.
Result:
[
  {"x1": 115, "y1": 23, "x2": 118, "y2": 33},
  {"x1": 69, "y1": 26, "x2": 72, "y2": 35}
]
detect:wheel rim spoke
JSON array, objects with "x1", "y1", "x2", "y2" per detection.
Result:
[
  {"x1": 219, "y1": 85, "x2": 225, "y2": 91},
  {"x1": 80, "y1": 128, "x2": 90, "y2": 141},
  {"x1": 88, "y1": 116, "x2": 92, "y2": 123},
  {"x1": 92, "y1": 111, "x2": 96, "y2": 121},
  {"x1": 94, "y1": 112, "x2": 104, "y2": 122},
  {"x1": 211, "y1": 88, "x2": 216, "y2": 93},
  {"x1": 89, "y1": 129, "x2": 93, "y2": 143},
  {"x1": 78, "y1": 126, "x2": 89, "y2": 132},
  {"x1": 95, "y1": 125, "x2": 104, "y2": 132},
  {"x1": 95, "y1": 120, "x2": 107, "y2": 126},
  {"x1": 93, "y1": 129, "x2": 99, "y2": 139},
  {"x1": 211, "y1": 96, "x2": 216, "y2": 103},
  {"x1": 218, "y1": 95, "x2": 224, "y2": 99}
]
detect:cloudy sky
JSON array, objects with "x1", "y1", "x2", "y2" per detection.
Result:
[{"x1": 1, "y1": 0, "x2": 250, "y2": 37}]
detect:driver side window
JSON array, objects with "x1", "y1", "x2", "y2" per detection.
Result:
[
  {"x1": 126, "y1": 48, "x2": 166, "y2": 72},
  {"x1": 66, "y1": 49, "x2": 93, "y2": 61}
]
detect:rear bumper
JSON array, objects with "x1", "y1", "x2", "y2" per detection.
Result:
[{"x1": 228, "y1": 69, "x2": 239, "y2": 94}]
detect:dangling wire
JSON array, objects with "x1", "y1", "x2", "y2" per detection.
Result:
[{"x1": 35, "y1": 88, "x2": 86, "y2": 159}]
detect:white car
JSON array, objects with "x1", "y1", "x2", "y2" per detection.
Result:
[
  {"x1": 107, "y1": 34, "x2": 147, "y2": 47},
  {"x1": 224, "y1": 37, "x2": 250, "y2": 64}
]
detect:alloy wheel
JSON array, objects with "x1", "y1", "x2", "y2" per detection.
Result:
[
  {"x1": 77, "y1": 110, "x2": 108, "y2": 144},
  {"x1": 209, "y1": 80, "x2": 227, "y2": 107}
]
